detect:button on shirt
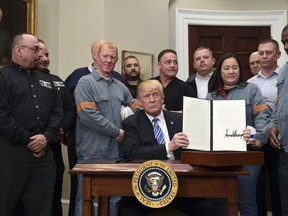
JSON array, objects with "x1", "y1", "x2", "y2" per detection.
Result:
[
  {"x1": 146, "y1": 111, "x2": 175, "y2": 159},
  {"x1": 0, "y1": 61, "x2": 63, "y2": 145},
  {"x1": 247, "y1": 67, "x2": 279, "y2": 112},
  {"x1": 195, "y1": 72, "x2": 213, "y2": 99}
]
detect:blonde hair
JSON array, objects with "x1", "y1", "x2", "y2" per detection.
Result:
[
  {"x1": 98, "y1": 41, "x2": 118, "y2": 54},
  {"x1": 137, "y1": 80, "x2": 164, "y2": 99}
]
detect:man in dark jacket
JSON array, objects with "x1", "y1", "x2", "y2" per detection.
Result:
[
  {"x1": 37, "y1": 39, "x2": 76, "y2": 216},
  {"x1": 119, "y1": 79, "x2": 222, "y2": 216},
  {"x1": 186, "y1": 47, "x2": 215, "y2": 99},
  {"x1": 0, "y1": 33, "x2": 63, "y2": 216}
]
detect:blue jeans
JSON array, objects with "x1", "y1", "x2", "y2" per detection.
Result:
[
  {"x1": 279, "y1": 150, "x2": 288, "y2": 216},
  {"x1": 74, "y1": 174, "x2": 121, "y2": 216},
  {"x1": 237, "y1": 164, "x2": 261, "y2": 216}
]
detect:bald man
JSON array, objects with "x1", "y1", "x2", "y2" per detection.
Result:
[
  {"x1": 0, "y1": 33, "x2": 63, "y2": 216},
  {"x1": 249, "y1": 51, "x2": 262, "y2": 76}
]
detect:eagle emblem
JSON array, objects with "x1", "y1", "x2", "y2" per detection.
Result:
[
  {"x1": 145, "y1": 171, "x2": 167, "y2": 196},
  {"x1": 132, "y1": 160, "x2": 178, "y2": 208}
]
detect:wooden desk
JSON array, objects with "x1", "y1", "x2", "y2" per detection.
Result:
[{"x1": 70, "y1": 161, "x2": 249, "y2": 216}]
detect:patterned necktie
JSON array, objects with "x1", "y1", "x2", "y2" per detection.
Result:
[{"x1": 152, "y1": 117, "x2": 165, "y2": 145}]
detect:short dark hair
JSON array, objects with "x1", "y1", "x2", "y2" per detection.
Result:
[
  {"x1": 122, "y1": 55, "x2": 139, "y2": 69},
  {"x1": 157, "y1": 49, "x2": 177, "y2": 62},
  {"x1": 258, "y1": 38, "x2": 279, "y2": 52},
  {"x1": 282, "y1": 24, "x2": 288, "y2": 34},
  {"x1": 193, "y1": 47, "x2": 214, "y2": 59}
]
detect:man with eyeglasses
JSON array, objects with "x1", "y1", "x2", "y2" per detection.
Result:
[
  {"x1": 0, "y1": 33, "x2": 63, "y2": 216},
  {"x1": 74, "y1": 41, "x2": 140, "y2": 216},
  {"x1": 119, "y1": 79, "x2": 222, "y2": 216}
]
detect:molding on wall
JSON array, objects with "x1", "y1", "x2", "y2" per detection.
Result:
[{"x1": 175, "y1": 9, "x2": 287, "y2": 81}]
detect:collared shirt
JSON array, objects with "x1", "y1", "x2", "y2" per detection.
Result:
[
  {"x1": 43, "y1": 70, "x2": 75, "y2": 133},
  {"x1": 247, "y1": 67, "x2": 279, "y2": 112},
  {"x1": 64, "y1": 64, "x2": 126, "y2": 94},
  {"x1": 207, "y1": 82, "x2": 270, "y2": 145},
  {"x1": 270, "y1": 63, "x2": 288, "y2": 152},
  {"x1": 145, "y1": 111, "x2": 175, "y2": 159},
  {"x1": 75, "y1": 69, "x2": 135, "y2": 160},
  {"x1": 152, "y1": 76, "x2": 196, "y2": 111},
  {"x1": 0, "y1": 61, "x2": 63, "y2": 145},
  {"x1": 195, "y1": 71, "x2": 213, "y2": 99}
]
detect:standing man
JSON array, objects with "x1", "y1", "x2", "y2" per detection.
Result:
[
  {"x1": 74, "y1": 41, "x2": 139, "y2": 216},
  {"x1": 270, "y1": 24, "x2": 288, "y2": 216},
  {"x1": 13, "y1": 39, "x2": 76, "y2": 216},
  {"x1": 65, "y1": 40, "x2": 125, "y2": 94},
  {"x1": 0, "y1": 33, "x2": 63, "y2": 216},
  {"x1": 186, "y1": 47, "x2": 215, "y2": 99},
  {"x1": 122, "y1": 55, "x2": 142, "y2": 98},
  {"x1": 249, "y1": 51, "x2": 262, "y2": 76},
  {"x1": 152, "y1": 49, "x2": 196, "y2": 111},
  {"x1": 37, "y1": 39, "x2": 75, "y2": 216},
  {"x1": 64, "y1": 39, "x2": 125, "y2": 216},
  {"x1": 248, "y1": 38, "x2": 282, "y2": 216},
  {"x1": 119, "y1": 79, "x2": 222, "y2": 216}
]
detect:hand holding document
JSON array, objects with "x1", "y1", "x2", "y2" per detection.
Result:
[{"x1": 182, "y1": 97, "x2": 247, "y2": 151}]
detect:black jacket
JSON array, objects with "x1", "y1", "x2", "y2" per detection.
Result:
[
  {"x1": 0, "y1": 61, "x2": 63, "y2": 145},
  {"x1": 122, "y1": 110, "x2": 182, "y2": 160}
]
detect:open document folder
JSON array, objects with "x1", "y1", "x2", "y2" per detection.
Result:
[{"x1": 182, "y1": 96, "x2": 247, "y2": 151}]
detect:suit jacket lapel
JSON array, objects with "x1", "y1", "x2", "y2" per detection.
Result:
[
  {"x1": 164, "y1": 111, "x2": 177, "y2": 141},
  {"x1": 139, "y1": 111, "x2": 158, "y2": 144}
]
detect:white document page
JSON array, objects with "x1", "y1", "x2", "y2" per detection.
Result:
[
  {"x1": 212, "y1": 100, "x2": 246, "y2": 151},
  {"x1": 183, "y1": 97, "x2": 211, "y2": 151}
]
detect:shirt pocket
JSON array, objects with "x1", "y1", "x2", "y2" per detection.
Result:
[
  {"x1": 94, "y1": 96, "x2": 109, "y2": 114},
  {"x1": 276, "y1": 75, "x2": 285, "y2": 94},
  {"x1": 116, "y1": 94, "x2": 125, "y2": 105}
]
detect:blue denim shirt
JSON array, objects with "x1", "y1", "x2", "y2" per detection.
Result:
[
  {"x1": 270, "y1": 63, "x2": 288, "y2": 152},
  {"x1": 207, "y1": 82, "x2": 270, "y2": 144},
  {"x1": 74, "y1": 69, "x2": 136, "y2": 160}
]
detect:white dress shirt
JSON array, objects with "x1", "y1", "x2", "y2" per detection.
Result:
[{"x1": 146, "y1": 111, "x2": 175, "y2": 159}]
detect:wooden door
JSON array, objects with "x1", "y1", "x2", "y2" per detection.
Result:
[{"x1": 188, "y1": 25, "x2": 271, "y2": 80}]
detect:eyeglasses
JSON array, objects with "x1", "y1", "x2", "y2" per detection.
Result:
[{"x1": 20, "y1": 45, "x2": 40, "y2": 53}]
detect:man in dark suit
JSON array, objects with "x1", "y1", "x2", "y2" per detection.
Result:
[
  {"x1": 119, "y1": 79, "x2": 222, "y2": 216},
  {"x1": 122, "y1": 79, "x2": 186, "y2": 160}
]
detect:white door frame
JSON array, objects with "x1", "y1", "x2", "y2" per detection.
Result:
[{"x1": 175, "y1": 9, "x2": 287, "y2": 81}]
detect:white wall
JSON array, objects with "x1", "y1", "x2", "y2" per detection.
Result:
[
  {"x1": 37, "y1": 0, "x2": 59, "y2": 77},
  {"x1": 36, "y1": 0, "x2": 288, "y2": 200},
  {"x1": 38, "y1": 0, "x2": 170, "y2": 80}
]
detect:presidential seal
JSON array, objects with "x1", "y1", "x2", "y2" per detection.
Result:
[{"x1": 132, "y1": 160, "x2": 178, "y2": 208}]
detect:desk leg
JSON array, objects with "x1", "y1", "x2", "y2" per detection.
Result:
[
  {"x1": 100, "y1": 196, "x2": 109, "y2": 216},
  {"x1": 226, "y1": 177, "x2": 239, "y2": 216},
  {"x1": 82, "y1": 175, "x2": 92, "y2": 216}
]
